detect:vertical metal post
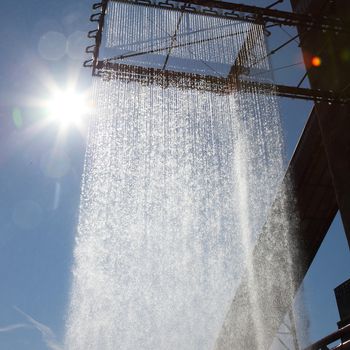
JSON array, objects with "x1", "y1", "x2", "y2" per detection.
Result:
[
  {"x1": 291, "y1": 0, "x2": 350, "y2": 249},
  {"x1": 316, "y1": 103, "x2": 350, "y2": 249}
]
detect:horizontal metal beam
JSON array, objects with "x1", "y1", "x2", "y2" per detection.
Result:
[
  {"x1": 96, "y1": 61, "x2": 234, "y2": 93},
  {"x1": 303, "y1": 324, "x2": 350, "y2": 350},
  {"x1": 273, "y1": 84, "x2": 348, "y2": 103},
  {"x1": 96, "y1": 61, "x2": 350, "y2": 103}
]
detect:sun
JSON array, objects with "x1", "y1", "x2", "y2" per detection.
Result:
[{"x1": 46, "y1": 89, "x2": 89, "y2": 129}]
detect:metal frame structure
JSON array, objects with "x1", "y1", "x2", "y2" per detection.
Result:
[
  {"x1": 84, "y1": 0, "x2": 350, "y2": 103},
  {"x1": 109, "y1": 0, "x2": 349, "y2": 32},
  {"x1": 303, "y1": 324, "x2": 350, "y2": 350}
]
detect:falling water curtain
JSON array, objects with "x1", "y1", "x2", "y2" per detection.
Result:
[{"x1": 65, "y1": 2, "x2": 292, "y2": 350}]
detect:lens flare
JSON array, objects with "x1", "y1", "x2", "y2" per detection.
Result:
[{"x1": 311, "y1": 56, "x2": 322, "y2": 67}]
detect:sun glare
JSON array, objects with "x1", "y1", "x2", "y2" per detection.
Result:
[{"x1": 46, "y1": 89, "x2": 89, "y2": 128}]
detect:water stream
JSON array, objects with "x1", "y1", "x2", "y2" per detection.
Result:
[{"x1": 65, "y1": 3, "x2": 293, "y2": 349}]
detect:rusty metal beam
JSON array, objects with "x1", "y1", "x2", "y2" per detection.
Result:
[
  {"x1": 97, "y1": 61, "x2": 349, "y2": 103},
  {"x1": 96, "y1": 61, "x2": 236, "y2": 93},
  {"x1": 303, "y1": 324, "x2": 350, "y2": 350}
]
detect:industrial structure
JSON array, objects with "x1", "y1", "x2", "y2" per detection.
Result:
[{"x1": 84, "y1": 0, "x2": 350, "y2": 348}]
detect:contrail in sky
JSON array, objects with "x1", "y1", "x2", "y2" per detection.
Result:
[
  {"x1": 13, "y1": 306, "x2": 63, "y2": 350},
  {"x1": 0, "y1": 323, "x2": 30, "y2": 332}
]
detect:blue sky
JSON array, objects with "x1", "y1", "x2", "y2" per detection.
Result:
[{"x1": 0, "y1": 1, "x2": 349, "y2": 349}]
